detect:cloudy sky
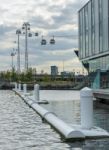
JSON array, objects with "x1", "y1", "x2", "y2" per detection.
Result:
[{"x1": 0, "y1": 0, "x2": 88, "y2": 74}]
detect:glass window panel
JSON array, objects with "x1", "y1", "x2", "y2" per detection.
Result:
[
  {"x1": 79, "y1": 0, "x2": 109, "y2": 61},
  {"x1": 94, "y1": 0, "x2": 99, "y2": 54},
  {"x1": 85, "y1": 5, "x2": 89, "y2": 57},
  {"x1": 102, "y1": 0, "x2": 108, "y2": 52},
  {"x1": 88, "y1": 1, "x2": 92, "y2": 56},
  {"x1": 99, "y1": 0, "x2": 103, "y2": 52},
  {"x1": 82, "y1": 9, "x2": 86, "y2": 58},
  {"x1": 91, "y1": 0, "x2": 95, "y2": 55}
]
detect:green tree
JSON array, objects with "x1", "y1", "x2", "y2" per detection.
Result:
[{"x1": 25, "y1": 68, "x2": 33, "y2": 82}]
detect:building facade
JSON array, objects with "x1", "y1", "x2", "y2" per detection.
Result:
[
  {"x1": 78, "y1": 0, "x2": 109, "y2": 89},
  {"x1": 61, "y1": 71, "x2": 75, "y2": 78},
  {"x1": 51, "y1": 66, "x2": 58, "y2": 77}
]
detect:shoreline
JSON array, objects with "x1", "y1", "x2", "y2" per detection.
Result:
[
  {"x1": 0, "y1": 83, "x2": 82, "y2": 90},
  {"x1": 0, "y1": 82, "x2": 84, "y2": 90}
]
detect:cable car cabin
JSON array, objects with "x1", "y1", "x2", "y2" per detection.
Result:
[
  {"x1": 22, "y1": 26, "x2": 25, "y2": 30},
  {"x1": 28, "y1": 33, "x2": 32, "y2": 37},
  {"x1": 28, "y1": 27, "x2": 30, "y2": 30},
  {"x1": 16, "y1": 30, "x2": 21, "y2": 34},
  {"x1": 35, "y1": 33, "x2": 38, "y2": 36},
  {"x1": 41, "y1": 39, "x2": 47, "y2": 45},
  {"x1": 50, "y1": 38, "x2": 55, "y2": 44}
]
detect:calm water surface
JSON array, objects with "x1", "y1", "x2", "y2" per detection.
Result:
[{"x1": 0, "y1": 90, "x2": 109, "y2": 150}]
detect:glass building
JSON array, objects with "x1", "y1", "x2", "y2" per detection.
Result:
[{"x1": 78, "y1": 0, "x2": 109, "y2": 89}]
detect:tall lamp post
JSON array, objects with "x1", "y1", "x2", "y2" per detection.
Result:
[
  {"x1": 11, "y1": 49, "x2": 16, "y2": 72},
  {"x1": 22, "y1": 22, "x2": 31, "y2": 72},
  {"x1": 16, "y1": 29, "x2": 21, "y2": 73}
]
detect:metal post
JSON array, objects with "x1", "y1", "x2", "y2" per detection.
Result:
[
  {"x1": 17, "y1": 34, "x2": 20, "y2": 73},
  {"x1": 11, "y1": 52, "x2": 15, "y2": 72},
  {"x1": 18, "y1": 83, "x2": 21, "y2": 91},
  {"x1": 23, "y1": 84, "x2": 27, "y2": 94},
  {"x1": 12, "y1": 54, "x2": 14, "y2": 70},
  {"x1": 34, "y1": 84, "x2": 40, "y2": 101},
  {"x1": 16, "y1": 29, "x2": 21, "y2": 73},
  {"x1": 15, "y1": 83, "x2": 17, "y2": 90},
  {"x1": 22, "y1": 22, "x2": 30, "y2": 72},
  {"x1": 25, "y1": 24, "x2": 28, "y2": 72},
  {"x1": 80, "y1": 87, "x2": 93, "y2": 129}
]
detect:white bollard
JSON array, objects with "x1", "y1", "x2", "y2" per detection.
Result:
[
  {"x1": 34, "y1": 84, "x2": 40, "y2": 101},
  {"x1": 15, "y1": 83, "x2": 17, "y2": 90},
  {"x1": 18, "y1": 83, "x2": 21, "y2": 91},
  {"x1": 80, "y1": 87, "x2": 93, "y2": 129},
  {"x1": 23, "y1": 84, "x2": 27, "y2": 94}
]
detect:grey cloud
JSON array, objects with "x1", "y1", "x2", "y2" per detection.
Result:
[
  {"x1": 0, "y1": 47, "x2": 13, "y2": 56},
  {"x1": 29, "y1": 49, "x2": 76, "y2": 66},
  {"x1": 47, "y1": 29, "x2": 78, "y2": 38},
  {"x1": 24, "y1": 37, "x2": 78, "y2": 53},
  {"x1": 0, "y1": 0, "x2": 87, "y2": 72},
  {"x1": 47, "y1": 1, "x2": 88, "y2": 29},
  {"x1": 30, "y1": 16, "x2": 50, "y2": 29},
  {"x1": 0, "y1": 25, "x2": 15, "y2": 37}
]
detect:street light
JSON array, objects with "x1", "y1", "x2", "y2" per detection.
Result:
[
  {"x1": 16, "y1": 29, "x2": 21, "y2": 73},
  {"x1": 22, "y1": 22, "x2": 32, "y2": 72},
  {"x1": 11, "y1": 49, "x2": 16, "y2": 72}
]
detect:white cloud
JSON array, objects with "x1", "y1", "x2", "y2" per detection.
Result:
[{"x1": 0, "y1": 0, "x2": 88, "y2": 73}]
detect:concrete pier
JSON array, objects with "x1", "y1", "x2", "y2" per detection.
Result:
[
  {"x1": 80, "y1": 87, "x2": 93, "y2": 129},
  {"x1": 93, "y1": 89, "x2": 109, "y2": 103},
  {"x1": 15, "y1": 83, "x2": 17, "y2": 90},
  {"x1": 34, "y1": 84, "x2": 40, "y2": 101},
  {"x1": 23, "y1": 84, "x2": 27, "y2": 95},
  {"x1": 13, "y1": 87, "x2": 109, "y2": 141},
  {"x1": 18, "y1": 84, "x2": 21, "y2": 91}
]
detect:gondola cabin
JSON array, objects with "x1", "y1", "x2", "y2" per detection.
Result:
[
  {"x1": 50, "y1": 38, "x2": 55, "y2": 44},
  {"x1": 22, "y1": 26, "x2": 25, "y2": 30},
  {"x1": 35, "y1": 33, "x2": 38, "y2": 36},
  {"x1": 41, "y1": 39, "x2": 47, "y2": 45}
]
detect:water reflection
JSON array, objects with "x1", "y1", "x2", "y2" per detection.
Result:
[
  {"x1": 94, "y1": 108, "x2": 109, "y2": 131},
  {"x1": 42, "y1": 100, "x2": 80, "y2": 125},
  {"x1": 0, "y1": 90, "x2": 109, "y2": 149},
  {"x1": 41, "y1": 90, "x2": 109, "y2": 149}
]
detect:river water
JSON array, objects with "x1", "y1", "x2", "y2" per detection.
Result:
[{"x1": 0, "y1": 90, "x2": 109, "y2": 150}]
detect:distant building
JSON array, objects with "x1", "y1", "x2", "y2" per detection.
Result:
[
  {"x1": 78, "y1": 0, "x2": 109, "y2": 89},
  {"x1": 51, "y1": 66, "x2": 58, "y2": 76},
  {"x1": 61, "y1": 71, "x2": 74, "y2": 78}
]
